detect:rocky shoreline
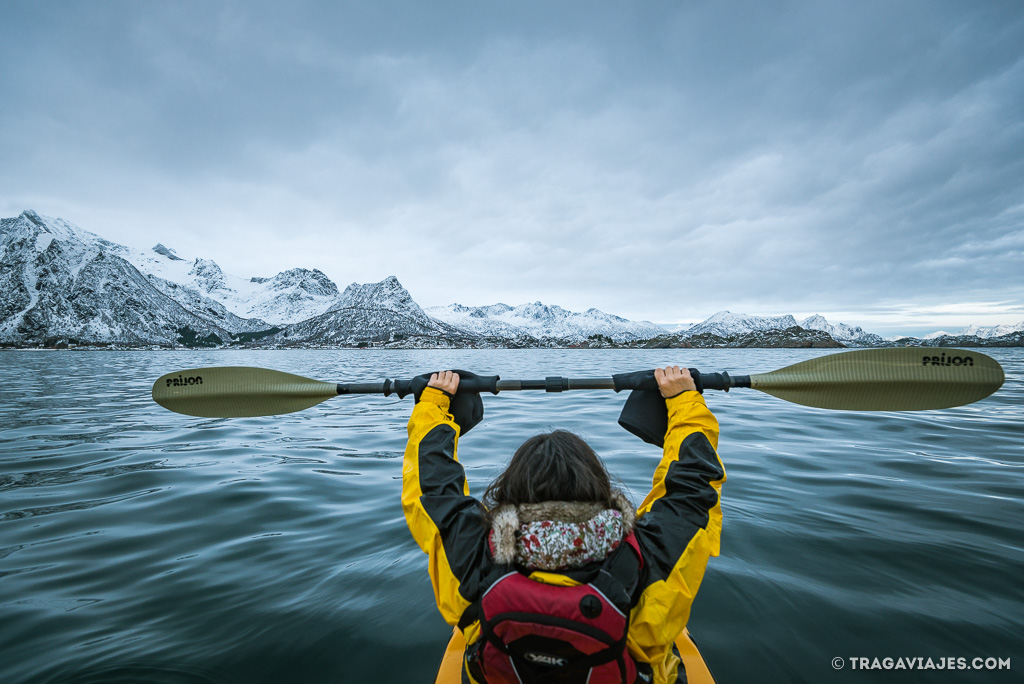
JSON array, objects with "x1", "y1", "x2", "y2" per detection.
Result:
[{"x1": 6, "y1": 325, "x2": 1022, "y2": 351}]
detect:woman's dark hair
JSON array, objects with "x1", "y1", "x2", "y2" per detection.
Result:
[{"x1": 482, "y1": 430, "x2": 613, "y2": 509}]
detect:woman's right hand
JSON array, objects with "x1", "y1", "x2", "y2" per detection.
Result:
[
  {"x1": 654, "y1": 366, "x2": 696, "y2": 398},
  {"x1": 428, "y1": 370, "x2": 460, "y2": 395}
]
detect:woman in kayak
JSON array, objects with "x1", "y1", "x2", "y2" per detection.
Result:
[{"x1": 403, "y1": 366, "x2": 725, "y2": 684}]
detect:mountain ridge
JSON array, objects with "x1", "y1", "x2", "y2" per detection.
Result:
[
  {"x1": 2, "y1": 211, "x2": 1020, "y2": 348},
  {"x1": 425, "y1": 301, "x2": 665, "y2": 343},
  {"x1": 677, "y1": 310, "x2": 886, "y2": 346},
  {"x1": 1, "y1": 211, "x2": 236, "y2": 345}
]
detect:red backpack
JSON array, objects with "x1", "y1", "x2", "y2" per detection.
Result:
[{"x1": 460, "y1": 533, "x2": 646, "y2": 684}]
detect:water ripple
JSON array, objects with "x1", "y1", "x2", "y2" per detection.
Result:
[{"x1": 0, "y1": 348, "x2": 1021, "y2": 683}]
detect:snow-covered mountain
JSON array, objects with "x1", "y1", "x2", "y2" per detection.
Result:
[
  {"x1": 426, "y1": 304, "x2": 535, "y2": 341},
  {"x1": 0, "y1": 211, "x2": 236, "y2": 345},
  {"x1": 798, "y1": 315, "x2": 858, "y2": 341},
  {"x1": 679, "y1": 311, "x2": 885, "y2": 345},
  {"x1": 122, "y1": 236, "x2": 339, "y2": 325},
  {"x1": 904, "y1": 322, "x2": 1024, "y2": 346},
  {"x1": 797, "y1": 314, "x2": 886, "y2": 345},
  {"x1": 145, "y1": 274, "x2": 270, "y2": 334},
  {"x1": 426, "y1": 301, "x2": 666, "y2": 343},
  {"x1": 0, "y1": 210, "x2": 347, "y2": 345},
  {"x1": 681, "y1": 311, "x2": 800, "y2": 337},
  {"x1": 269, "y1": 276, "x2": 475, "y2": 345},
  {"x1": 960, "y1": 322, "x2": 1024, "y2": 338}
]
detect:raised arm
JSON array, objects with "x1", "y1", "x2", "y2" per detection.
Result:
[
  {"x1": 401, "y1": 373, "x2": 490, "y2": 625},
  {"x1": 628, "y1": 367, "x2": 726, "y2": 672}
]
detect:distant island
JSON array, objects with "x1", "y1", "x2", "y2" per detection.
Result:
[{"x1": 2, "y1": 211, "x2": 1021, "y2": 350}]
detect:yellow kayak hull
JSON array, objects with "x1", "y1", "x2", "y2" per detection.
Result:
[{"x1": 435, "y1": 626, "x2": 716, "y2": 683}]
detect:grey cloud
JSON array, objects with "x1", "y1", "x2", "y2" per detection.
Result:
[{"x1": 1, "y1": 0, "x2": 1022, "y2": 333}]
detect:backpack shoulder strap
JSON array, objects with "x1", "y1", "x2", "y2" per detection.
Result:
[
  {"x1": 458, "y1": 564, "x2": 514, "y2": 631},
  {"x1": 590, "y1": 531, "x2": 643, "y2": 614}
]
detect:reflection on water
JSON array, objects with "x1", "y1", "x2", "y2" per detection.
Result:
[{"x1": 1, "y1": 349, "x2": 1021, "y2": 683}]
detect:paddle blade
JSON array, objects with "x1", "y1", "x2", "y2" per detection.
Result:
[
  {"x1": 749, "y1": 348, "x2": 1004, "y2": 411},
  {"x1": 152, "y1": 367, "x2": 339, "y2": 417}
]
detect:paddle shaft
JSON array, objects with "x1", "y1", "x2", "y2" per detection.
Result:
[{"x1": 342, "y1": 372, "x2": 749, "y2": 396}]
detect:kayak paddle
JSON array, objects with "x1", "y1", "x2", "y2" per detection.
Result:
[{"x1": 152, "y1": 348, "x2": 1004, "y2": 418}]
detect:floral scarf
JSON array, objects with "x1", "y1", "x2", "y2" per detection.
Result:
[{"x1": 488, "y1": 490, "x2": 637, "y2": 571}]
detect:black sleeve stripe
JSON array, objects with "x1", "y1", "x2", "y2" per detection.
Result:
[
  {"x1": 417, "y1": 424, "x2": 491, "y2": 600},
  {"x1": 634, "y1": 432, "x2": 724, "y2": 584},
  {"x1": 660, "y1": 433, "x2": 723, "y2": 520},
  {"x1": 417, "y1": 424, "x2": 464, "y2": 496}
]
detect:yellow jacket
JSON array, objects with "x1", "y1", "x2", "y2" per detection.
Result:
[{"x1": 402, "y1": 387, "x2": 725, "y2": 683}]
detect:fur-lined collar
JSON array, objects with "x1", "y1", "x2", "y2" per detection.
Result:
[{"x1": 489, "y1": 490, "x2": 636, "y2": 567}]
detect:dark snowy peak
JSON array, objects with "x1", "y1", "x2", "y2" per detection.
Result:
[
  {"x1": 336, "y1": 275, "x2": 420, "y2": 312},
  {"x1": 152, "y1": 243, "x2": 184, "y2": 260},
  {"x1": 682, "y1": 311, "x2": 800, "y2": 337},
  {"x1": 3, "y1": 210, "x2": 118, "y2": 254},
  {"x1": 188, "y1": 258, "x2": 227, "y2": 293},
  {"x1": 270, "y1": 268, "x2": 339, "y2": 298},
  {"x1": 270, "y1": 276, "x2": 474, "y2": 346}
]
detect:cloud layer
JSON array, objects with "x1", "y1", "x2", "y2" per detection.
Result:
[{"x1": 2, "y1": 0, "x2": 1022, "y2": 335}]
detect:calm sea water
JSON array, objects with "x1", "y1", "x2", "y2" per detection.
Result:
[{"x1": 1, "y1": 349, "x2": 1021, "y2": 683}]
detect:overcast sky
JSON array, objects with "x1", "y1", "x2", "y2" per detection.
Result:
[{"x1": 2, "y1": 1, "x2": 1022, "y2": 336}]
